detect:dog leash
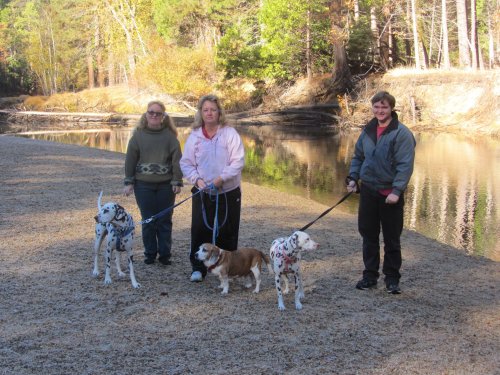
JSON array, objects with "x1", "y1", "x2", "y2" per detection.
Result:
[
  {"x1": 137, "y1": 185, "x2": 214, "y2": 225},
  {"x1": 297, "y1": 191, "x2": 352, "y2": 232},
  {"x1": 200, "y1": 188, "x2": 228, "y2": 244}
]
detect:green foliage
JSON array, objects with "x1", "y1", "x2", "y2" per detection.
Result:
[
  {"x1": 216, "y1": 20, "x2": 264, "y2": 79},
  {"x1": 346, "y1": 15, "x2": 374, "y2": 73},
  {"x1": 257, "y1": 0, "x2": 332, "y2": 81}
]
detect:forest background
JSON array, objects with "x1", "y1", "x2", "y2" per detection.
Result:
[{"x1": 0, "y1": 0, "x2": 498, "y2": 133}]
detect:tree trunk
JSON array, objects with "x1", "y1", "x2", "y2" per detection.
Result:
[
  {"x1": 108, "y1": 51, "x2": 116, "y2": 86},
  {"x1": 441, "y1": 0, "x2": 451, "y2": 69},
  {"x1": 470, "y1": 0, "x2": 478, "y2": 69},
  {"x1": 456, "y1": 0, "x2": 471, "y2": 67},
  {"x1": 353, "y1": 0, "x2": 359, "y2": 22},
  {"x1": 306, "y1": 8, "x2": 312, "y2": 81},
  {"x1": 328, "y1": 1, "x2": 353, "y2": 95},
  {"x1": 486, "y1": 2, "x2": 495, "y2": 68},
  {"x1": 411, "y1": 0, "x2": 421, "y2": 69},
  {"x1": 87, "y1": 54, "x2": 95, "y2": 89},
  {"x1": 370, "y1": 7, "x2": 380, "y2": 66}
]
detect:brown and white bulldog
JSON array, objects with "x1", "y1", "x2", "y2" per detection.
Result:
[{"x1": 195, "y1": 243, "x2": 273, "y2": 295}]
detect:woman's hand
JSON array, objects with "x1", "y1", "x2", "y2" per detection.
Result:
[
  {"x1": 123, "y1": 184, "x2": 134, "y2": 196},
  {"x1": 172, "y1": 186, "x2": 181, "y2": 194},
  {"x1": 213, "y1": 176, "x2": 224, "y2": 189},
  {"x1": 196, "y1": 178, "x2": 207, "y2": 190}
]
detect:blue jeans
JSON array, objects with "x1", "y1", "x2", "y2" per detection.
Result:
[{"x1": 134, "y1": 180, "x2": 175, "y2": 261}]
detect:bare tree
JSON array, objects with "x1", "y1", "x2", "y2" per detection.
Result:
[
  {"x1": 441, "y1": 0, "x2": 451, "y2": 69},
  {"x1": 486, "y1": 0, "x2": 496, "y2": 68},
  {"x1": 470, "y1": 0, "x2": 479, "y2": 69},
  {"x1": 457, "y1": 0, "x2": 471, "y2": 67},
  {"x1": 411, "y1": 0, "x2": 421, "y2": 69}
]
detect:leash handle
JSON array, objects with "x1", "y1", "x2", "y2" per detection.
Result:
[{"x1": 298, "y1": 191, "x2": 352, "y2": 232}]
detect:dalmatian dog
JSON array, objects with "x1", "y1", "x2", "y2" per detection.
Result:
[
  {"x1": 269, "y1": 231, "x2": 319, "y2": 310},
  {"x1": 93, "y1": 191, "x2": 140, "y2": 288}
]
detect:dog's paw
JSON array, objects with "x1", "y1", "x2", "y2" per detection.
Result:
[
  {"x1": 132, "y1": 282, "x2": 141, "y2": 289},
  {"x1": 220, "y1": 290, "x2": 229, "y2": 295},
  {"x1": 295, "y1": 302, "x2": 303, "y2": 310},
  {"x1": 104, "y1": 277, "x2": 112, "y2": 285},
  {"x1": 252, "y1": 288, "x2": 260, "y2": 294},
  {"x1": 278, "y1": 303, "x2": 286, "y2": 311},
  {"x1": 117, "y1": 271, "x2": 126, "y2": 277},
  {"x1": 92, "y1": 270, "x2": 99, "y2": 277}
]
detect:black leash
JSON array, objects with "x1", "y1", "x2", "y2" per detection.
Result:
[{"x1": 298, "y1": 191, "x2": 352, "y2": 232}]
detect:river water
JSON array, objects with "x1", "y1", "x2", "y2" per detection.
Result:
[{"x1": 15, "y1": 125, "x2": 500, "y2": 261}]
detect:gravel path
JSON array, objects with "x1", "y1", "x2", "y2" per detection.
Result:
[{"x1": 0, "y1": 135, "x2": 498, "y2": 375}]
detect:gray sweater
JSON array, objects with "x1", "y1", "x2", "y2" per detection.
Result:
[{"x1": 124, "y1": 126, "x2": 183, "y2": 186}]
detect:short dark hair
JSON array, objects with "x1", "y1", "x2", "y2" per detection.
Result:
[{"x1": 371, "y1": 91, "x2": 396, "y2": 109}]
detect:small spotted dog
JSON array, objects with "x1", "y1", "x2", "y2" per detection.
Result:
[
  {"x1": 93, "y1": 192, "x2": 140, "y2": 288},
  {"x1": 270, "y1": 231, "x2": 319, "y2": 310}
]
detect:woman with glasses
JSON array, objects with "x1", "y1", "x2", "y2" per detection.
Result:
[
  {"x1": 123, "y1": 100, "x2": 183, "y2": 265},
  {"x1": 180, "y1": 94, "x2": 245, "y2": 282}
]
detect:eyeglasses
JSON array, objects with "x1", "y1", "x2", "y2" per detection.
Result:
[{"x1": 147, "y1": 111, "x2": 164, "y2": 117}]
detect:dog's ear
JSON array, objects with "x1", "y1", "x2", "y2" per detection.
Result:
[
  {"x1": 114, "y1": 205, "x2": 126, "y2": 221},
  {"x1": 290, "y1": 232, "x2": 299, "y2": 248}
]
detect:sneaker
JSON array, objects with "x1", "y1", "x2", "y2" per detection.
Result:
[
  {"x1": 386, "y1": 283, "x2": 401, "y2": 294},
  {"x1": 190, "y1": 271, "x2": 203, "y2": 282},
  {"x1": 355, "y1": 278, "x2": 377, "y2": 290},
  {"x1": 144, "y1": 258, "x2": 155, "y2": 265},
  {"x1": 158, "y1": 257, "x2": 171, "y2": 266}
]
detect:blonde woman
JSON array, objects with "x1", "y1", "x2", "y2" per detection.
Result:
[
  {"x1": 123, "y1": 101, "x2": 183, "y2": 265},
  {"x1": 180, "y1": 94, "x2": 245, "y2": 282}
]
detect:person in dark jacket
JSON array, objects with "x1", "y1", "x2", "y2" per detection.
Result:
[{"x1": 346, "y1": 91, "x2": 416, "y2": 294}]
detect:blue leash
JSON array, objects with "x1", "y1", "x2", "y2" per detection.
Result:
[{"x1": 200, "y1": 186, "x2": 228, "y2": 244}]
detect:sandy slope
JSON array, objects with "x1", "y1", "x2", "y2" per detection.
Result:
[{"x1": 0, "y1": 135, "x2": 498, "y2": 375}]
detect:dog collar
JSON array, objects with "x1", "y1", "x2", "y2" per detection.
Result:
[
  {"x1": 280, "y1": 247, "x2": 297, "y2": 273},
  {"x1": 207, "y1": 255, "x2": 222, "y2": 272}
]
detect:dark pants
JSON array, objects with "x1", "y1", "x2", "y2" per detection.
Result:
[
  {"x1": 190, "y1": 186, "x2": 241, "y2": 276},
  {"x1": 134, "y1": 180, "x2": 175, "y2": 261},
  {"x1": 358, "y1": 185, "x2": 404, "y2": 284}
]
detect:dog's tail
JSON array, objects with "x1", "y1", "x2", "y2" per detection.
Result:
[
  {"x1": 97, "y1": 191, "x2": 103, "y2": 211},
  {"x1": 260, "y1": 252, "x2": 274, "y2": 274}
]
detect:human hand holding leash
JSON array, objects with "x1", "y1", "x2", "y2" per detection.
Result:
[{"x1": 123, "y1": 184, "x2": 134, "y2": 196}]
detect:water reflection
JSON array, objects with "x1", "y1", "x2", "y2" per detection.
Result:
[{"x1": 16, "y1": 126, "x2": 499, "y2": 261}]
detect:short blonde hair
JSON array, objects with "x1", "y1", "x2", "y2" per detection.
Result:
[
  {"x1": 137, "y1": 100, "x2": 177, "y2": 136},
  {"x1": 192, "y1": 94, "x2": 227, "y2": 129}
]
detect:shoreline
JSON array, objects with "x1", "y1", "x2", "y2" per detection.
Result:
[
  {"x1": 1, "y1": 107, "x2": 499, "y2": 139},
  {"x1": 0, "y1": 135, "x2": 499, "y2": 374}
]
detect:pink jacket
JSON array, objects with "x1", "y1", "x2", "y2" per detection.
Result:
[{"x1": 180, "y1": 126, "x2": 245, "y2": 193}]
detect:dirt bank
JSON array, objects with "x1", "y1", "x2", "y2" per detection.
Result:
[
  {"x1": 1, "y1": 70, "x2": 499, "y2": 138},
  {"x1": 0, "y1": 135, "x2": 499, "y2": 374}
]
